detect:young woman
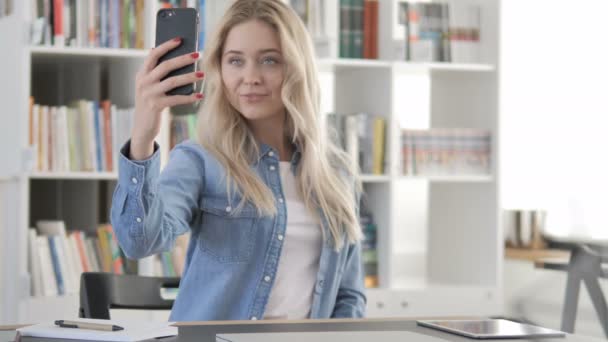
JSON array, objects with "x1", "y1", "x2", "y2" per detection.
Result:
[{"x1": 111, "y1": 0, "x2": 365, "y2": 321}]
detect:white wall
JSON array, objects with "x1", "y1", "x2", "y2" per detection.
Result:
[
  {"x1": 500, "y1": 0, "x2": 608, "y2": 339},
  {"x1": 500, "y1": 0, "x2": 608, "y2": 239}
]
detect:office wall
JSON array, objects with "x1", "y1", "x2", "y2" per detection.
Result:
[
  {"x1": 500, "y1": 0, "x2": 608, "y2": 339},
  {"x1": 500, "y1": 0, "x2": 608, "y2": 238}
]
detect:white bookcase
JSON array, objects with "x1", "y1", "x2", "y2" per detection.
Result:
[{"x1": 0, "y1": 0, "x2": 502, "y2": 324}]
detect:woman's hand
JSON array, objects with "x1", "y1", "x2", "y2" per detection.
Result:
[{"x1": 130, "y1": 37, "x2": 204, "y2": 160}]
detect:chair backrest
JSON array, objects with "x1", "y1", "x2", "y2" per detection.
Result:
[{"x1": 79, "y1": 272, "x2": 180, "y2": 319}]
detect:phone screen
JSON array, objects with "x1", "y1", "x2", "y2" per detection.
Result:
[{"x1": 155, "y1": 8, "x2": 199, "y2": 96}]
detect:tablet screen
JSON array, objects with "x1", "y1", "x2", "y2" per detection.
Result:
[{"x1": 416, "y1": 319, "x2": 566, "y2": 339}]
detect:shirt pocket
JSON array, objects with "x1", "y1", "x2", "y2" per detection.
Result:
[{"x1": 198, "y1": 196, "x2": 258, "y2": 264}]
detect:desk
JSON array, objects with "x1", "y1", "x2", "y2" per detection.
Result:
[
  {"x1": 174, "y1": 318, "x2": 602, "y2": 342},
  {"x1": 2, "y1": 318, "x2": 603, "y2": 342}
]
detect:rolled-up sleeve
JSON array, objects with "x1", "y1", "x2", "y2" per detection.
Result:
[{"x1": 110, "y1": 140, "x2": 203, "y2": 259}]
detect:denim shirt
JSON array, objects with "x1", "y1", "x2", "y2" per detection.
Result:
[{"x1": 110, "y1": 139, "x2": 366, "y2": 321}]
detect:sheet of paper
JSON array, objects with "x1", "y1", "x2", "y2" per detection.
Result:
[
  {"x1": 17, "y1": 318, "x2": 176, "y2": 342},
  {"x1": 216, "y1": 330, "x2": 451, "y2": 342}
]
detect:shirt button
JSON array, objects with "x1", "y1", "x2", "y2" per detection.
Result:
[
  {"x1": 251, "y1": 316, "x2": 257, "y2": 320},
  {"x1": 268, "y1": 151, "x2": 274, "y2": 157},
  {"x1": 225, "y1": 206, "x2": 232, "y2": 212},
  {"x1": 131, "y1": 177, "x2": 138, "y2": 184},
  {"x1": 264, "y1": 275, "x2": 271, "y2": 282},
  {"x1": 269, "y1": 165, "x2": 276, "y2": 171},
  {"x1": 278, "y1": 198, "x2": 284, "y2": 203},
  {"x1": 277, "y1": 234, "x2": 284, "y2": 241},
  {"x1": 136, "y1": 217, "x2": 142, "y2": 223}
]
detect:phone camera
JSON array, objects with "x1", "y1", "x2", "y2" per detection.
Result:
[{"x1": 160, "y1": 10, "x2": 175, "y2": 18}]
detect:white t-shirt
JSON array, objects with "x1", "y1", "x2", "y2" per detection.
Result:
[{"x1": 263, "y1": 161, "x2": 323, "y2": 319}]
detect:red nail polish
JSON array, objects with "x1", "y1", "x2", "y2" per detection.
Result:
[
  {"x1": 191, "y1": 52, "x2": 200, "y2": 59},
  {"x1": 173, "y1": 37, "x2": 181, "y2": 42},
  {"x1": 195, "y1": 93, "x2": 204, "y2": 99},
  {"x1": 196, "y1": 71, "x2": 204, "y2": 78}
]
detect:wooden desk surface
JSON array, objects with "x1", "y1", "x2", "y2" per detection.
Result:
[{"x1": 505, "y1": 247, "x2": 570, "y2": 262}]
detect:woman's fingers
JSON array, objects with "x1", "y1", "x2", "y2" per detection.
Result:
[
  {"x1": 146, "y1": 51, "x2": 200, "y2": 84},
  {"x1": 156, "y1": 93, "x2": 203, "y2": 109},
  {"x1": 142, "y1": 37, "x2": 183, "y2": 73},
  {"x1": 150, "y1": 71, "x2": 205, "y2": 96}
]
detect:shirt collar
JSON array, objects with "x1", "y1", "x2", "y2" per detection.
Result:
[{"x1": 257, "y1": 142, "x2": 302, "y2": 169}]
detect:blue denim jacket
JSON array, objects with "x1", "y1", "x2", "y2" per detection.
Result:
[{"x1": 110, "y1": 139, "x2": 366, "y2": 321}]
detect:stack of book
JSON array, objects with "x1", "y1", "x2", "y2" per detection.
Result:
[
  {"x1": 29, "y1": 0, "x2": 147, "y2": 48},
  {"x1": 327, "y1": 113, "x2": 386, "y2": 175},
  {"x1": 170, "y1": 113, "x2": 197, "y2": 150},
  {"x1": 359, "y1": 198, "x2": 378, "y2": 288},
  {"x1": 401, "y1": 128, "x2": 491, "y2": 176},
  {"x1": 28, "y1": 98, "x2": 133, "y2": 173},
  {"x1": 157, "y1": 234, "x2": 189, "y2": 277},
  {"x1": 27, "y1": 220, "x2": 127, "y2": 297},
  {"x1": 396, "y1": 1, "x2": 481, "y2": 63},
  {"x1": 28, "y1": 220, "x2": 191, "y2": 296},
  {"x1": 339, "y1": 0, "x2": 378, "y2": 59}
]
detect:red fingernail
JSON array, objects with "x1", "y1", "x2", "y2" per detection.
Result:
[
  {"x1": 195, "y1": 93, "x2": 204, "y2": 99},
  {"x1": 196, "y1": 71, "x2": 204, "y2": 78},
  {"x1": 191, "y1": 52, "x2": 200, "y2": 59},
  {"x1": 173, "y1": 37, "x2": 181, "y2": 42}
]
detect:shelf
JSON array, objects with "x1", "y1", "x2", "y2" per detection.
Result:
[
  {"x1": 317, "y1": 58, "x2": 392, "y2": 70},
  {"x1": 505, "y1": 247, "x2": 571, "y2": 262},
  {"x1": 318, "y1": 58, "x2": 495, "y2": 73},
  {"x1": 28, "y1": 46, "x2": 148, "y2": 59},
  {"x1": 399, "y1": 175, "x2": 493, "y2": 183},
  {"x1": 393, "y1": 61, "x2": 496, "y2": 73},
  {"x1": 28, "y1": 172, "x2": 118, "y2": 180},
  {"x1": 360, "y1": 174, "x2": 391, "y2": 183}
]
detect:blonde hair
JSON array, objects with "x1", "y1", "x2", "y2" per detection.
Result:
[{"x1": 196, "y1": 0, "x2": 362, "y2": 249}]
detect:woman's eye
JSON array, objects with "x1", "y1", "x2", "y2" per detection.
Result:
[
  {"x1": 228, "y1": 57, "x2": 243, "y2": 65},
  {"x1": 262, "y1": 57, "x2": 278, "y2": 65}
]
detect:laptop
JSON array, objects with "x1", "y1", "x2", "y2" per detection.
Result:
[{"x1": 416, "y1": 319, "x2": 566, "y2": 339}]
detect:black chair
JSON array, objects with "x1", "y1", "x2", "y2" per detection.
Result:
[{"x1": 78, "y1": 272, "x2": 180, "y2": 319}]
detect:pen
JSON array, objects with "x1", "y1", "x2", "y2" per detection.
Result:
[{"x1": 54, "y1": 320, "x2": 124, "y2": 332}]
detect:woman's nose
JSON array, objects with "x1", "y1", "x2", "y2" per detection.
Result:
[{"x1": 243, "y1": 64, "x2": 262, "y2": 85}]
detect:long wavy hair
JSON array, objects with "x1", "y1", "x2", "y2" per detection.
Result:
[{"x1": 196, "y1": 0, "x2": 362, "y2": 249}]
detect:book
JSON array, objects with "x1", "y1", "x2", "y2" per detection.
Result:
[
  {"x1": 36, "y1": 236, "x2": 58, "y2": 296},
  {"x1": 47, "y1": 236, "x2": 65, "y2": 295},
  {"x1": 37, "y1": 220, "x2": 79, "y2": 294},
  {"x1": 31, "y1": 0, "x2": 146, "y2": 48},
  {"x1": 28, "y1": 229, "x2": 44, "y2": 297}
]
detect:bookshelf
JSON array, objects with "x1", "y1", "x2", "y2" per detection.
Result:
[
  {"x1": 0, "y1": 0, "x2": 501, "y2": 323},
  {"x1": 28, "y1": 46, "x2": 149, "y2": 59}
]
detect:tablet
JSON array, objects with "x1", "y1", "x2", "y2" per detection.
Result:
[{"x1": 416, "y1": 319, "x2": 566, "y2": 339}]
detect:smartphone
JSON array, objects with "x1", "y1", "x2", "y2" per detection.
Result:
[{"x1": 155, "y1": 8, "x2": 199, "y2": 96}]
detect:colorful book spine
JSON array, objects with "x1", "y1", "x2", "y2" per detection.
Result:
[{"x1": 47, "y1": 236, "x2": 65, "y2": 295}]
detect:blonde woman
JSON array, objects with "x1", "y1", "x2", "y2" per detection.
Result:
[{"x1": 111, "y1": 0, "x2": 365, "y2": 321}]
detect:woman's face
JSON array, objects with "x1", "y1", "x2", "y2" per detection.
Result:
[{"x1": 221, "y1": 19, "x2": 285, "y2": 123}]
